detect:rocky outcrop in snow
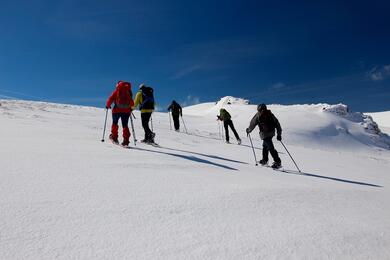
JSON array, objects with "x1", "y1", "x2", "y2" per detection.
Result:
[
  {"x1": 215, "y1": 96, "x2": 250, "y2": 107},
  {"x1": 323, "y1": 104, "x2": 390, "y2": 149}
]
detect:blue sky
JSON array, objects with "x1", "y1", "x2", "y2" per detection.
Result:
[{"x1": 0, "y1": 0, "x2": 389, "y2": 112}]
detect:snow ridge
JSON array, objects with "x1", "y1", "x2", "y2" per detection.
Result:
[{"x1": 323, "y1": 104, "x2": 390, "y2": 149}]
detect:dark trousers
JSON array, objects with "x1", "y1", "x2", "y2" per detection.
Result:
[
  {"x1": 172, "y1": 114, "x2": 180, "y2": 130},
  {"x1": 262, "y1": 137, "x2": 281, "y2": 163},
  {"x1": 112, "y1": 113, "x2": 130, "y2": 127},
  {"x1": 141, "y1": 112, "x2": 153, "y2": 140},
  {"x1": 224, "y1": 119, "x2": 240, "y2": 142}
]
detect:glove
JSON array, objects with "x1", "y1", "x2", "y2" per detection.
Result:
[
  {"x1": 246, "y1": 128, "x2": 251, "y2": 136},
  {"x1": 105, "y1": 106, "x2": 110, "y2": 109},
  {"x1": 277, "y1": 135, "x2": 282, "y2": 141},
  {"x1": 217, "y1": 115, "x2": 221, "y2": 121}
]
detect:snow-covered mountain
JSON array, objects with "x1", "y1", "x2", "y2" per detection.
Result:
[{"x1": 1, "y1": 98, "x2": 389, "y2": 259}]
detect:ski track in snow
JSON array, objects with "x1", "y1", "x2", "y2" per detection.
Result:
[{"x1": 0, "y1": 99, "x2": 390, "y2": 259}]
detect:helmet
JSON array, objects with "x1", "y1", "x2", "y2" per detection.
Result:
[{"x1": 139, "y1": 83, "x2": 146, "y2": 89}]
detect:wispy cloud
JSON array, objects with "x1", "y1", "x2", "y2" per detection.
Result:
[
  {"x1": 243, "y1": 73, "x2": 363, "y2": 101},
  {"x1": 166, "y1": 37, "x2": 281, "y2": 80},
  {"x1": 50, "y1": 96, "x2": 107, "y2": 104},
  {"x1": 0, "y1": 94, "x2": 17, "y2": 99},
  {"x1": 368, "y1": 65, "x2": 390, "y2": 81},
  {"x1": 170, "y1": 64, "x2": 203, "y2": 80},
  {"x1": 182, "y1": 95, "x2": 201, "y2": 107},
  {"x1": 270, "y1": 82, "x2": 288, "y2": 90},
  {"x1": 46, "y1": 1, "x2": 173, "y2": 40},
  {"x1": 0, "y1": 88, "x2": 44, "y2": 101}
]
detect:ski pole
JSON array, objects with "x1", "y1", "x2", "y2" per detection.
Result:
[
  {"x1": 129, "y1": 112, "x2": 137, "y2": 146},
  {"x1": 132, "y1": 112, "x2": 136, "y2": 119},
  {"x1": 169, "y1": 111, "x2": 172, "y2": 130},
  {"x1": 150, "y1": 114, "x2": 154, "y2": 132},
  {"x1": 101, "y1": 108, "x2": 108, "y2": 142},
  {"x1": 280, "y1": 141, "x2": 301, "y2": 173},
  {"x1": 218, "y1": 121, "x2": 221, "y2": 139},
  {"x1": 181, "y1": 115, "x2": 188, "y2": 134},
  {"x1": 221, "y1": 122, "x2": 225, "y2": 141},
  {"x1": 218, "y1": 121, "x2": 223, "y2": 140},
  {"x1": 248, "y1": 133, "x2": 258, "y2": 166}
]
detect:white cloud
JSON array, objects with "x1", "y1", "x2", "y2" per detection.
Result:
[
  {"x1": 166, "y1": 37, "x2": 280, "y2": 80},
  {"x1": 170, "y1": 64, "x2": 202, "y2": 80},
  {"x1": 368, "y1": 65, "x2": 390, "y2": 81},
  {"x1": 181, "y1": 95, "x2": 200, "y2": 107},
  {"x1": 271, "y1": 82, "x2": 287, "y2": 90}
]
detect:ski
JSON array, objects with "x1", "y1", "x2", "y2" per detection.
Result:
[
  {"x1": 259, "y1": 163, "x2": 286, "y2": 172},
  {"x1": 140, "y1": 140, "x2": 160, "y2": 147},
  {"x1": 110, "y1": 139, "x2": 131, "y2": 149}
]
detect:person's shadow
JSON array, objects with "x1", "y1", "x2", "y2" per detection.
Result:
[
  {"x1": 132, "y1": 146, "x2": 238, "y2": 171},
  {"x1": 157, "y1": 146, "x2": 248, "y2": 165},
  {"x1": 184, "y1": 131, "x2": 285, "y2": 154},
  {"x1": 277, "y1": 169, "x2": 382, "y2": 188}
]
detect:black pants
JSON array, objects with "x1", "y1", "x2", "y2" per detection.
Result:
[
  {"x1": 172, "y1": 114, "x2": 180, "y2": 130},
  {"x1": 224, "y1": 119, "x2": 240, "y2": 142},
  {"x1": 112, "y1": 113, "x2": 129, "y2": 127},
  {"x1": 141, "y1": 112, "x2": 154, "y2": 140},
  {"x1": 262, "y1": 137, "x2": 281, "y2": 163}
]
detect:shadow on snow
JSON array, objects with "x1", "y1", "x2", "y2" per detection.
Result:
[
  {"x1": 183, "y1": 131, "x2": 287, "y2": 154},
  {"x1": 158, "y1": 145, "x2": 248, "y2": 165},
  {"x1": 133, "y1": 146, "x2": 238, "y2": 171},
  {"x1": 279, "y1": 169, "x2": 382, "y2": 188}
]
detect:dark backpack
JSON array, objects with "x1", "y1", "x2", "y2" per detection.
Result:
[
  {"x1": 140, "y1": 86, "x2": 154, "y2": 110},
  {"x1": 115, "y1": 81, "x2": 132, "y2": 109},
  {"x1": 259, "y1": 110, "x2": 276, "y2": 131}
]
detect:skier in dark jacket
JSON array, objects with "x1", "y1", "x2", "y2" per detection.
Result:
[
  {"x1": 246, "y1": 104, "x2": 282, "y2": 168},
  {"x1": 218, "y1": 108, "x2": 241, "y2": 144},
  {"x1": 167, "y1": 100, "x2": 182, "y2": 131}
]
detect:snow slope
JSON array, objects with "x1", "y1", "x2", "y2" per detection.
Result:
[
  {"x1": 367, "y1": 111, "x2": 390, "y2": 135},
  {"x1": 0, "y1": 98, "x2": 390, "y2": 259}
]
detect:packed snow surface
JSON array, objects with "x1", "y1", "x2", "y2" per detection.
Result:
[{"x1": 0, "y1": 98, "x2": 390, "y2": 259}]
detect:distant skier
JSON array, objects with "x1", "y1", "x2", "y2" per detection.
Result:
[
  {"x1": 246, "y1": 104, "x2": 282, "y2": 169},
  {"x1": 217, "y1": 108, "x2": 241, "y2": 144},
  {"x1": 105, "y1": 81, "x2": 134, "y2": 146},
  {"x1": 132, "y1": 84, "x2": 156, "y2": 143},
  {"x1": 167, "y1": 100, "x2": 182, "y2": 131}
]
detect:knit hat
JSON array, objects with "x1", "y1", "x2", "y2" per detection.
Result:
[{"x1": 257, "y1": 103, "x2": 267, "y2": 112}]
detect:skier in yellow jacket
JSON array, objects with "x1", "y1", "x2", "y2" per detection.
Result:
[{"x1": 132, "y1": 84, "x2": 156, "y2": 143}]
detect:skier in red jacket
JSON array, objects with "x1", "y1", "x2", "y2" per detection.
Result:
[{"x1": 106, "y1": 81, "x2": 134, "y2": 146}]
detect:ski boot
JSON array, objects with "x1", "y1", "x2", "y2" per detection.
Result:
[
  {"x1": 271, "y1": 161, "x2": 282, "y2": 169},
  {"x1": 109, "y1": 134, "x2": 119, "y2": 144},
  {"x1": 121, "y1": 140, "x2": 130, "y2": 147},
  {"x1": 259, "y1": 159, "x2": 268, "y2": 166}
]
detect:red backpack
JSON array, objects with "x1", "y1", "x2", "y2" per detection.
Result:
[{"x1": 115, "y1": 81, "x2": 132, "y2": 108}]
